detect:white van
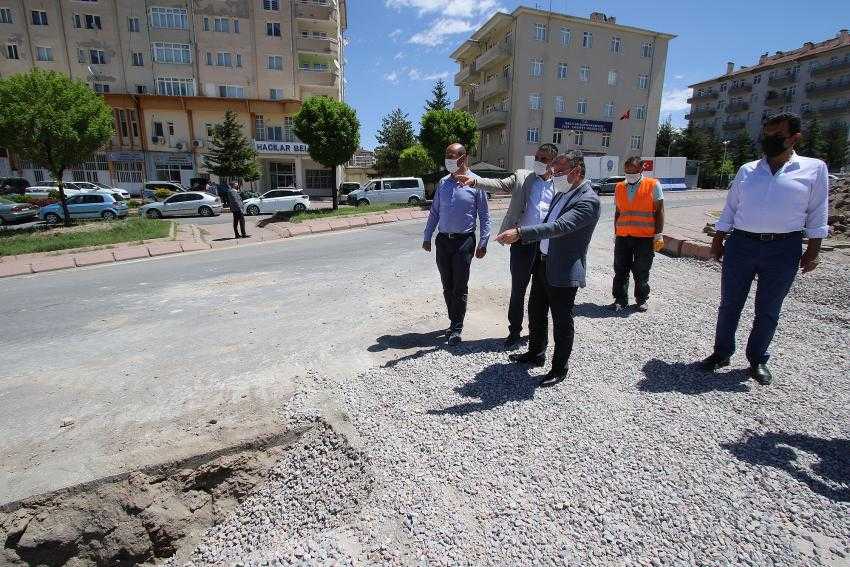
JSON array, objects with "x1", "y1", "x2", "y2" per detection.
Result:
[{"x1": 346, "y1": 177, "x2": 425, "y2": 206}]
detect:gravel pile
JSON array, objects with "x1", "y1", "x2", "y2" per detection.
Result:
[
  {"x1": 183, "y1": 256, "x2": 849, "y2": 566},
  {"x1": 830, "y1": 174, "x2": 850, "y2": 238}
]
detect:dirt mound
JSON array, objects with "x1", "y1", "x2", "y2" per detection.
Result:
[{"x1": 830, "y1": 174, "x2": 850, "y2": 238}]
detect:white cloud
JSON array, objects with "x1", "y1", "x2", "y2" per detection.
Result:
[
  {"x1": 409, "y1": 18, "x2": 476, "y2": 46},
  {"x1": 661, "y1": 87, "x2": 692, "y2": 113},
  {"x1": 394, "y1": 51, "x2": 405, "y2": 60},
  {"x1": 383, "y1": 71, "x2": 400, "y2": 84},
  {"x1": 408, "y1": 68, "x2": 450, "y2": 81},
  {"x1": 389, "y1": 29, "x2": 403, "y2": 41},
  {"x1": 385, "y1": 0, "x2": 500, "y2": 18},
  {"x1": 674, "y1": 74, "x2": 684, "y2": 80}
]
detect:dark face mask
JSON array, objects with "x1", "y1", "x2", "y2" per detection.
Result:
[{"x1": 761, "y1": 133, "x2": 788, "y2": 158}]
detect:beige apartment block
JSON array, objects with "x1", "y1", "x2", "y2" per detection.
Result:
[
  {"x1": 687, "y1": 30, "x2": 850, "y2": 151},
  {"x1": 0, "y1": 0, "x2": 346, "y2": 196},
  {"x1": 451, "y1": 7, "x2": 673, "y2": 172}
]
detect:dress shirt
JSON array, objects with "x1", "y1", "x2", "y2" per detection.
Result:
[
  {"x1": 716, "y1": 152, "x2": 829, "y2": 238},
  {"x1": 540, "y1": 187, "x2": 576, "y2": 255},
  {"x1": 519, "y1": 175, "x2": 555, "y2": 228},
  {"x1": 424, "y1": 173, "x2": 491, "y2": 247}
]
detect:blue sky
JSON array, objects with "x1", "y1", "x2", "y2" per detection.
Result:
[{"x1": 344, "y1": 0, "x2": 846, "y2": 149}]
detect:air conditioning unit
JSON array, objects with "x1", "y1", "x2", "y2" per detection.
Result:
[
  {"x1": 192, "y1": 139, "x2": 203, "y2": 148},
  {"x1": 175, "y1": 142, "x2": 184, "y2": 150}
]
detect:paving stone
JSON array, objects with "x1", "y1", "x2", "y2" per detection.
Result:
[
  {"x1": 112, "y1": 246, "x2": 150, "y2": 262},
  {"x1": 308, "y1": 221, "x2": 333, "y2": 234},
  {"x1": 288, "y1": 224, "x2": 311, "y2": 237},
  {"x1": 0, "y1": 260, "x2": 33, "y2": 278},
  {"x1": 329, "y1": 219, "x2": 352, "y2": 231},
  {"x1": 74, "y1": 250, "x2": 117, "y2": 267},
  {"x1": 180, "y1": 241, "x2": 213, "y2": 253},
  {"x1": 347, "y1": 217, "x2": 367, "y2": 228},
  {"x1": 146, "y1": 242, "x2": 183, "y2": 257},
  {"x1": 31, "y1": 256, "x2": 76, "y2": 273},
  {"x1": 365, "y1": 216, "x2": 386, "y2": 225}
]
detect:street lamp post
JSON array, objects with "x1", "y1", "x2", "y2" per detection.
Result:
[{"x1": 721, "y1": 139, "x2": 730, "y2": 188}]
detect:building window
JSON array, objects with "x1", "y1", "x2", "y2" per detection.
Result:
[
  {"x1": 528, "y1": 93, "x2": 541, "y2": 110},
  {"x1": 150, "y1": 7, "x2": 188, "y2": 30},
  {"x1": 136, "y1": 84, "x2": 147, "y2": 94},
  {"x1": 610, "y1": 36, "x2": 622, "y2": 53},
  {"x1": 608, "y1": 70, "x2": 618, "y2": 86},
  {"x1": 6, "y1": 43, "x2": 18, "y2": 59},
  {"x1": 85, "y1": 14, "x2": 101, "y2": 29},
  {"x1": 631, "y1": 135, "x2": 642, "y2": 150},
  {"x1": 601, "y1": 133, "x2": 611, "y2": 148},
  {"x1": 156, "y1": 77, "x2": 195, "y2": 96},
  {"x1": 266, "y1": 22, "x2": 281, "y2": 36},
  {"x1": 156, "y1": 164, "x2": 182, "y2": 182},
  {"x1": 153, "y1": 43, "x2": 191, "y2": 64},
  {"x1": 264, "y1": 0, "x2": 280, "y2": 10},
  {"x1": 753, "y1": 74, "x2": 762, "y2": 85},
  {"x1": 213, "y1": 17, "x2": 230, "y2": 32},
  {"x1": 306, "y1": 169, "x2": 333, "y2": 191},
  {"x1": 560, "y1": 27, "x2": 570, "y2": 46},
  {"x1": 527, "y1": 128, "x2": 540, "y2": 143},
  {"x1": 572, "y1": 131, "x2": 583, "y2": 145},
  {"x1": 254, "y1": 115, "x2": 266, "y2": 140},
  {"x1": 641, "y1": 42, "x2": 653, "y2": 58},
  {"x1": 0, "y1": 8, "x2": 12, "y2": 24},
  {"x1": 499, "y1": 128, "x2": 506, "y2": 145},
  {"x1": 218, "y1": 85, "x2": 245, "y2": 98},
  {"x1": 533, "y1": 23, "x2": 547, "y2": 41},
  {"x1": 234, "y1": 19, "x2": 240, "y2": 33},
  {"x1": 800, "y1": 102, "x2": 810, "y2": 113},
  {"x1": 128, "y1": 17, "x2": 140, "y2": 32},
  {"x1": 270, "y1": 88, "x2": 284, "y2": 100},
  {"x1": 552, "y1": 129, "x2": 563, "y2": 144},
  {"x1": 604, "y1": 101, "x2": 615, "y2": 117},
  {"x1": 36, "y1": 46, "x2": 53, "y2": 61},
  {"x1": 132, "y1": 52, "x2": 144, "y2": 66},
  {"x1": 582, "y1": 31, "x2": 592, "y2": 48},
  {"x1": 529, "y1": 58, "x2": 543, "y2": 78},
  {"x1": 638, "y1": 74, "x2": 649, "y2": 90},
  {"x1": 579, "y1": 65, "x2": 589, "y2": 82},
  {"x1": 114, "y1": 162, "x2": 144, "y2": 184},
  {"x1": 283, "y1": 117, "x2": 295, "y2": 142},
  {"x1": 89, "y1": 49, "x2": 106, "y2": 64},
  {"x1": 557, "y1": 63, "x2": 568, "y2": 79},
  {"x1": 635, "y1": 105, "x2": 647, "y2": 120},
  {"x1": 554, "y1": 95, "x2": 565, "y2": 113},
  {"x1": 31, "y1": 10, "x2": 47, "y2": 25},
  {"x1": 216, "y1": 52, "x2": 233, "y2": 67},
  {"x1": 93, "y1": 83, "x2": 110, "y2": 93},
  {"x1": 577, "y1": 97, "x2": 588, "y2": 114},
  {"x1": 266, "y1": 126, "x2": 285, "y2": 141},
  {"x1": 205, "y1": 52, "x2": 212, "y2": 65},
  {"x1": 267, "y1": 55, "x2": 283, "y2": 70}
]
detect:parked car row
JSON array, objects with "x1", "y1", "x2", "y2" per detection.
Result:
[
  {"x1": 39, "y1": 191, "x2": 129, "y2": 224},
  {"x1": 140, "y1": 192, "x2": 222, "y2": 218},
  {"x1": 0, "y1": 197, "x2": 39, "y2": 225}
]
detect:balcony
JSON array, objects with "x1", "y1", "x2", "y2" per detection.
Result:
[
  {"x1": 767, "y1": 73, "x2": 798, "y2": 87},
  {"x1": 811, "y1": 58, "x2": 850, "y2": 77},
  {"x1": 806, "y1": 101, "x2": 850, "y2": 117},
  {"x1": 476, "y1": 110, "x2": 508, "y2": 130},
  {"x1": 685, "y1": 109, "x2": 716, "y2": 120},
  {"x1": 453, "y1": 94, "x2": 471, "y2": 110},
  {"x1": 728, "y1": 84, "x2": 753, "y2": 95},
  {"x1": 297, "y1": 68, "x2": 339, "y2": 89},
  {"x1": 686, "y1": 92, "x2": 719, "y2": 104},
  {"x1": 723, "y1": 120, "x2": 747, "y2": 131},
  {"x1": 764, "y1": 91, "x2": 795, "y2": 106},
  {"x1": 296, "y1": 36, "x2": 340, "y2": 56},
  {"x1": 474, "y1": 41, "x2": 512, "y2": 71},
  {"x1": 805, "y1": 80, "x2": 850, "y2": 97},
  {"x1": 454, "y1": 64, "x2": 478, "y2": 86},
  {"x1": 295, "y1": 2, "x2": 338, "y2": 28},
  {"x1": 477, "y1": 75, "x2": 509, "y2": 99},
  {"x1": 725, "y1": 102, "x2": 750, "y2": 113}
]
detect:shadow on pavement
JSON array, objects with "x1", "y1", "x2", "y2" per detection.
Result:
[
  {"x1": 212, "y1": 237, "x2": 238, "y2": 242},
  {"x1": 574, "y1": 302, "x2": 633, "y2": 319},
  {"x1": 724, "y1": 432, "x2": 850, "y2": 503},
  {"x1": 428, "y1": 362, "x2": 536, "y2": 416},
  {"x1": 369, "y1": 332, "x2": 505, "y2": 369},
  {"x1": 638, "y1": 359, "x2": 751, "y2": 395}
]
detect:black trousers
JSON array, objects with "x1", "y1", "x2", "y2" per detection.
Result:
[
  {"x1": 232, "y1": 211, "x2": 247, "y2": 238},
  {"x1": 528, "y1": 255, "x2": 579, "y2": 372},
  {"x1": 435, "y1": 232, "x2": 475, "y2": 333},
  {"x1": 612, "y1": 236, "x2": 655, "y2": 305},
  {"x1": 508, "y1": 242, "x2": 538, "y2": 336}
]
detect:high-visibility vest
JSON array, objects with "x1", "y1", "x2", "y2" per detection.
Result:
[{"x1": 615, "y1": 177, "x2": 657, "y2": 238}]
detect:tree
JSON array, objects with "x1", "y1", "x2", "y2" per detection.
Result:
[
  {"x1": 799, "y1": 116, "x2": 828, "y2": 161},
  {"x1": 425, "y1": 79, "x2": 451, "y2": 112},
  {"x1": 203, "y1": 109, "x2": 259, "y2": 184},
  {"x1": 0, "y1": 69, "x2": 113, "y2": 225},
  {"x1": 655, "y1": 118, "x2": 676, "y2": 157},
  {"x1": 824, "y1": 122, "x2": 849, "y2": 172},
  {"x1": 732, "y1": 130, "x2": 758, "y2": 170},
  {"x1": 293, "y1": 95, "x2": 360, "y2": 210},
  {"x1": 399, "y1": 145, "x2": 436, "y2": 178},
  {"x1": 374, "y1": 108, "x2": 415, "y2": 176},
  {"x1": 419, "y1": 109, "x2": 478, "y2": 168}
]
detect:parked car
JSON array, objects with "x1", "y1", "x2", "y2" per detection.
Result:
[
  {"x1": 38, "y1": 192, "x2": 129, "y2": 224},
  {"x1": 243, "y1": 189, "x2": 310, "y2": 215},
  {"x1": 25, "y1": 185, "x2": 84, "y2": 198},
  {"x1": 592, "y1": 176, "x2": 626, "y2": 195},
  {"x1": 338, "y1": 182, "x2": 361, "y2": 202},
  {"x1": 0, "y1": 177, "x2": 31, "y2": 195},
  {"x1": 0, "y1": 197, "x2": 38, "y2": 225},
  {"x1": 142, "y1": 181, "x2": 188, "y2": 201},
  {"x1": 139, "y1": 192, "x2": 222, "y2": 218},
  {"x1": 347, "y1": 177, "x2": 425, "y2": 206}
]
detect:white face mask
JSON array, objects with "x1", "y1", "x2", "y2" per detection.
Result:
[
  {"x1": 533, "y1": 160, "x2": 549, "y2": 177},
  {"x1": 445, "y1": 158, "x2": 461, "y2": 174},
  {"x1": 625, "y1": 173, "x2": 642, "y2": 185},
  {"x1": 552, "y1": 174, "x2": 571, "y2": 192}
]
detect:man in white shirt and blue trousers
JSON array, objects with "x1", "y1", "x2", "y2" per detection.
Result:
[
  {"x1": 702, "y1": 113, "x2": 829, "y2": 385},
  {"x1": 423, "y1": 143, "x2": 491, "y2": 346}
]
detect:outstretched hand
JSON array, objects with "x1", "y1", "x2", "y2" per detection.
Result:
[
  {"x1": 452, "y1": 174, "x2": 475, "y2": 187},
  {"x1": 495, "y1": 228, "x2": 520, "y2": 245}
]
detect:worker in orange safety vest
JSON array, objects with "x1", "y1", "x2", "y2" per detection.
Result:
[{"x1": 611, "y1": 156, "x2": 665, "y2": 312}]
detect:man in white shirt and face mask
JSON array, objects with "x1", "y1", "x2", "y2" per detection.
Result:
[{"x1": 456, "y1": 143, "x2": 559, "y2": 349}]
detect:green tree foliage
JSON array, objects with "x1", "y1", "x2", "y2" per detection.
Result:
[
  {"x1": 374, "y1": 108, "x2": 415, "y2": 176},
  {"x1": 732, "y1": 130, "x2": 758, "y2": 169},
  {"x1": 425, "y1": 79, "x2": 451, "y2": 112},
  {"x1": 419, "y1": 109, "x2": 478, "y2": 167},
  {"x1": 824, "y1": 122, "x2": 849, "y2": 172},
  {"x1": 293, "y1": 96, "x2": 360, "y2": 209},
  {"x1": 398, "y1": 145, "x2": 436, "y2": 178},
  {"x1": 203, "y1": 109, "x2": 260, "y2": 182},
  {"x1": 798, "y1": 116, "x2": 829, "y2": 161},
  {"x1": 0, "y1": 69, "x2": 114, "y2": 225},
  {"x1": 655, "y1": 119, "x2": 676, "y2": 157}
]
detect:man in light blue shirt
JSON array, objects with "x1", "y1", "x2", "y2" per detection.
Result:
[{"x1": 423, "y1": 143, "x2": 491, "y2": 345}]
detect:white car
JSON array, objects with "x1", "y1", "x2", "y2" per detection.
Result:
[
  {"x1": 31, "y1": 181, "x2": 131, "y2": 199},
  {"x1": 139, "y1": 192, "x2": 222, "y2": 218},
  {"x1": 243, "y1": 188, "x2": 310, "y2": 215},
  {"x1": 25, "y1": 185, "x2": 84, "y2": 198},
  {"x1": 346, "y1": 177, "x2": 425, "y2": 206}
]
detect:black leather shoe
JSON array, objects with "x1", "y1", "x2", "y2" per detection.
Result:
[
  {"x1": 750, "y1": 363, "x2": 773, "y2": 385},
  {"x1": 610, "y1": 302, "x2": 626, "y2": 313},
  {"x1": 509, "y1": 352, "x2": 545, "y2": 367},
  {"x1": 447, "y1": 332, "x2": 462, "y2": 346},
  {"x1": 634, "y1": 302, "x2": 649, "y2": 313},
  {"x1": 701, "y1": 353, "x2": 731, "y2": 372},
  {"x1": 539, "y1": 368, "x2": 568, "y2": 387},
  {"x1": 504, "y1": 334, "x2": 522, "y2": 349}
]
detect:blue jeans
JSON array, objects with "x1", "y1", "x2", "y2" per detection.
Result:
[{"x1": 713, "y1": 232, "x2": 802, "y2": 364}]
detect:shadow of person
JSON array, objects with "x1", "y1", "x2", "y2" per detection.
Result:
[
  {"x1": 637, "y1": 358, "x2": 751, "y2": 395},
  {"x1": 211, "y1": 237, "x2": 238, "y2": 242},
  {"x1": 427, "y1": 362, "x2": 536, "y2": 416},
  {"x1": 370, "y1": 333, "x2": 504, "y2": 368},
  {"x1": 723, "y1": 432, "x2": 850, "y2": 503},
  {"x1": 575, "y1": 302, "x2": 632, "y2": 319}
]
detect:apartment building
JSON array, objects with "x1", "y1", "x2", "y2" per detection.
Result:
[
  {"x1": 0, "y1": 0, "x2": 347, "y2": 196},
  {"x1": 451, "y1": 7, "x2": 674, "y2": 172},
  {"x1": 687, "y1": 30, "x2": 850, "y2": 147}
]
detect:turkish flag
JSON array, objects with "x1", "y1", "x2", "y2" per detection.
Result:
[
  {"x1": 642, "y1": 160, "x2": 654, "y2": 172},
  {"x1": 619, "y1": 109, "x2": 630, "y2": 120}
]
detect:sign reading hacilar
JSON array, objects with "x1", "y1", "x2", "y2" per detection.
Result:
[
  {"x1": 553, "y1": 118, "x2": 613, "y2": 133},
  {"x1": 254, "y1": 141, "x2": 310, "y2": 155}
]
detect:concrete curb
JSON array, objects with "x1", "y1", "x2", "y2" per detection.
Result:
[{"x1": 661, "y1": 234, "x2": 712, "y2": 260}]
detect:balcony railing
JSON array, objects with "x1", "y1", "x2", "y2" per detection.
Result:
[
  {"x1": 811, "y1": 58, "x2": 850, "y2": 77},
  {"x1": 805, "y1": 80, "x2": 850, "y2": 97},
  {"x1": 686, "y1": 92, "x2": 719, "y2": 104},
  {"x1": 453, "y1": 94, "x2": 471, "y2": 110},
  {"x1": 474, "y1": 41, "x2": 512, "y2": 71},
  {"x1": 296, "y1": 36, "x2": 340, "y2": 55},
  {"x1": 725, "y1": 102, "x2": 750, "y2": 113},
  {"x1": 476, "y1": 110, "x2": 509, "y2": 130},
  {"x1": 454, "y1": 64, "x2": 478, "y2": 86},
  {"x1": 685, "y1": 109, "x2": 716, "y2": 119},
  {"x1": 477, "y1": 75, "x2": 509, "y2": 99},
  {"x1": 727, "y1": 84, "x2": 753, "y2": 95},
  {"x1": 806, "y1": 101, "x2": 850, "y2": 117},
  {"x1": 764, "y1": 92, "x2": 795, "y2": 106},
  {"x1": 295, "y1": 2, "x2": 338, "y2": 24},
  {"x1": 297, "y1": 68, "x2": 339, "y2": 88},
  {"x1": 723, "y1": 120, "x2": 747, "y2": 131},
  {"x1": 767, "y1": 74, "x2": 798, "y2": 87}
]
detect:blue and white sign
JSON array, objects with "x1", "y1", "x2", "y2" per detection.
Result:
[
  {"x1": 254, "y1": 141, "x2": 310, "y2": 155},
  {"x1": 554, "y1": 117, "x2": 613, "y2": 134},
  {"x1": 605, "y1": 158, "x2": 615, "y2": 174}
]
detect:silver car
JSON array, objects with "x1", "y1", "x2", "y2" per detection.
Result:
[
  {"x1": 139, "y1": 191, "x2": 222, "y2": 218},
  {"x1": 0, "y1": 197, "x2": 39, "y2": 225}
]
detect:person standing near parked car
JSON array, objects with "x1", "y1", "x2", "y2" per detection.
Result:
[{"x1": 226, "y1": 181, "x2": 249, "y2": 239}]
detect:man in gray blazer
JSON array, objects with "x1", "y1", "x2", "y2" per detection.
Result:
[
  {"x1": 458, "y1": 143, "x2": 559, "y2": 348},
  {"x1": 225, "y1": 181, "x2": 249, "y2": 239},
  {"x1": 495, "y1": 152, "x2": 601, "y2": 387}
]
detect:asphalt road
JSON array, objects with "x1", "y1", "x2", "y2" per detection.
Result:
[{"x1": 0, "y1": 191, "x2": 726, "y2": 503}]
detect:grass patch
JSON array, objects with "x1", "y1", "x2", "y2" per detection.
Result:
[
  {"x1": 290, "y1": 202, "x2": 418, "y2": 223},
  {"x1": 0, "y1": 218, "x2": 172, "y2": 257}
]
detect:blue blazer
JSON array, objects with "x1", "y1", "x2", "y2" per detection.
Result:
[{"x1": 518, "y1": 180, "x2": 601, "y2": 288}]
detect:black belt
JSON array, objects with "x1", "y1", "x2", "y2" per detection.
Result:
[
  {"x1": 441, "y1": 231, "x2": 474, "y2": 239},
  {"x1": 734, "y1": 229, "x2": 804, "y2": 242},
  {"x1": 539, "y1": 253, "x2": 548, "y2": 262}
]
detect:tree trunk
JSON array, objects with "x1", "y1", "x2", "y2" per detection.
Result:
[
  {"x1": 57, "y1": 173, "x2": 72, "y2": 227},
  {"x1": 331, "y1": 165, "x2": 338, "y2": 210}
]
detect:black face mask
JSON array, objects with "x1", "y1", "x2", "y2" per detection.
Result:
[{"x1": 761, "y1": 133, "x2": 788, "y2": 158}]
